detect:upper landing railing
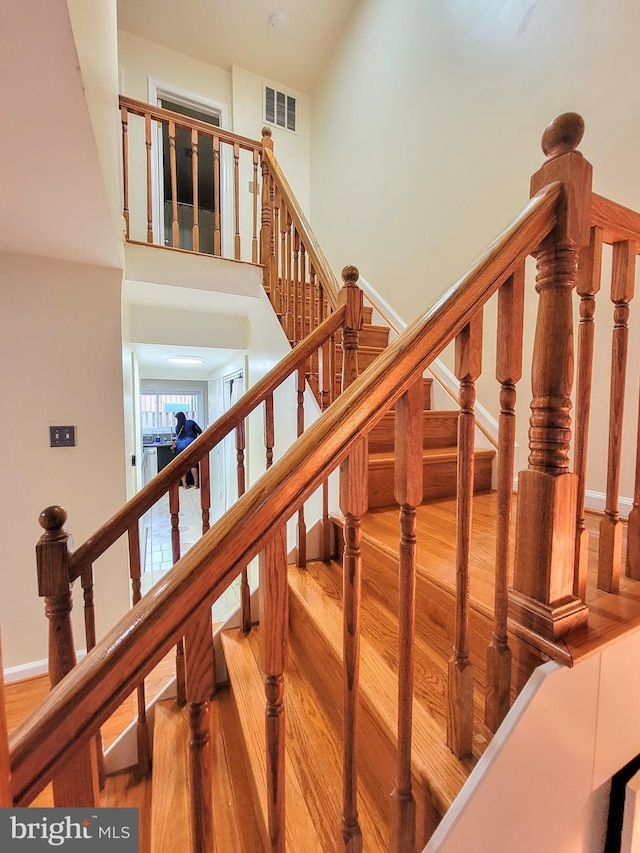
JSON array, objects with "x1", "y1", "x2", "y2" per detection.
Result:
[{"x1": 120, "y1": 97, "x2": 339, "y2": 357}]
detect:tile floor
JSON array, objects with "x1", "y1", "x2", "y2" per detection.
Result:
[{"x1": 141, "y1": 484, "x2": 242, "y2": 623}]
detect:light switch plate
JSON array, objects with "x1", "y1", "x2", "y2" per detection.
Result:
[{"x1": 50, "y1": 425, "x2": 76, "y2": 447}]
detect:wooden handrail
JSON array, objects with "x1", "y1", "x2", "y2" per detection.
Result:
[
  {"x1": 67, "y1": 307, "x2": 345, "y2": 581},
  {"x1": 119, "y1": 96, "x2": 262, "y2": 153},
  {"x1": 10, "y1": 181, "x2": 560, "y2": 804},
  {"x1": 263, "y1": 147, "x2": 341, "y2": 309},
  {"x1": 591, "y1": 192, "x2": 640, "y2": 245}
]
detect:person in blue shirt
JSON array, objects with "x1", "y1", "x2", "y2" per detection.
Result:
[{"x1": 173, "y1": 411, "x2": 203, "y2": 488}]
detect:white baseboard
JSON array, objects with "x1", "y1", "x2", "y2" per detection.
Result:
[{"x1": 4, "y1": 649, "x2": 87, "y2": 684}]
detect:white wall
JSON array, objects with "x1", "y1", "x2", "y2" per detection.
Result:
[
  {"x1": 0, "y1": 252, "x2": 129, "y2": 673},
  {"x1": 427, "y1": 628, "x2": 640, "y2": 852},
  {"x1": 311, "y1": 0, "x2": 640, "y2": 501}
]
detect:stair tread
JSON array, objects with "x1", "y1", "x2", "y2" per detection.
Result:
[
  {"x1": 369, "y1": 446, "x2": 495, "y2": 465},
  {"x1": 221, "y1": 626, "x2": 387, "y2": 851},
  {"x1": 221, "y1": 628, "x2": 324, "y2": 852},
  {"x1": 288, "y1": 566, "x2": 469, "y2": 816},
  {"x1": 150, "y1": 701, "x2": 191, "y2": 852}
]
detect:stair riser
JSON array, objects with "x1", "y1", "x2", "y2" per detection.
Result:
[
  {"x1": 289, "y1": 592, "x2": 441, "y2": 848},
  {"x1": 367, "y1": 454, "x2": 493, "y2": 509},
  {"x1": 368, "y1": 411, "x2": 459, "y2": 452}
]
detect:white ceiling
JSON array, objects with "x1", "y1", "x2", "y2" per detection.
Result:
[{"x1": 116, "y1": 0, "x2": 359, "y2": 93}]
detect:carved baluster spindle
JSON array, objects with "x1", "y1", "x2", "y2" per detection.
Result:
[
  {"x1": 338, "y1": 266, "x2": 365, "y2": 850},
  {"x1": 627, "y1": 393, "x2": 640, "y2": 580},
  {"x1": 80, "y1": 563, "x2": 106, "y2": 787},
  {"x1": 169, "y1": 483, "x2": 187, "y2": 706},
  {"x1": 390, "y1": 379, "x2": 423, "y2": 851},
  {"x1": 36, "y1": 507, "x2": 99, "y2": 806},
  {"x1": 269, "y1": 175, "x2": 278, "y2": 307},
  {"x1": 265, "y1": 392, "x2": 275, "y2": 471},
  {"x1": 213, "y1": 135, "x2": 221, "y2": 256},
  {"x1": 236, "y1": 420, "x2": 251, "y2": 633},
  {"x1": 599, "y1": 240, "x2": 636, "y2": 592},
  {"x1": 310, "y1": 264, "x2": 320, "y2": 385},
  {"x1": 184, "y1": 605, "x2": 215, "y2": 853},
  {"x1": 447, "y1": 313, "x2": 482, "y2": 759},
  {"x1": 127, "y1": 522, "x2": 150, "y2": 775},
  {"x1": 252, "y1": 147, "x2": 259, "y2": 263},
  {"x1": 168, "y1": 119, "x2": 180, "y2": 248},
  {"x1": 260, "y1": 524, "x2": 288, "y2": 853},
  {"x1": 340, "y1": 437, "x2": 367, "y2": 852},
  {"x1": 511, "y1": 113, "x2": 591, "y2": 640},
  {"x1": 121, "y1": 105, "x2": 130, "y2": 239},
  {"x1": 234, "y1": 141, "x2": 241, "y2": 259},
  {"x1": 321, "y1": 329, "x2": 333, "y2": 561},
  {"x1": 260, "y1": 128, "x2": 273, "y2": 295},
  {"x1": 200, "y1": 452, "x2": 211, "y2": 535},
  {"x1": 573, "y1": 227, "x2": 603, "y2": 598},
  {"x1": 485, "y1": 266, "x2": 524, "y2": 732},
  {"x1": 145, "y1": 113, "x2": 153, "y2": 243},
  {"x1": 300, "y1": 242, "x2": 308, "y2": 343},
  {"x1": 285, "y1": 212, "x2": 294, "y2": 342},
  {"x1": 191, "y1": 128, "x2": 200, "y2": 252},
  {"x1": 296, "y1": 365, "x2": 307, "y2": 567},
  {"x1": 292, "y1": 229, "x2": 301, "y2": 344},
  {"x1": 272, "y1": 186, "x2": 282, "y2": 315}
]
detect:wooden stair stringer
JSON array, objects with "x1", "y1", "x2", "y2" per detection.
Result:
[
  {"x1": 150, "y1": 701, "x2": 192, "y2": 853},
  {"x1": 288, "y1": 564, "x2": 470, "y2": 848}
]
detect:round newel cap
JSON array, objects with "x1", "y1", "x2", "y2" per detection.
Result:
[
  {"x1": 39, "y1": 505, "x2": 67, "y2": 531},
  {"x1": 261, "y1": 126, "x2": 272, "y2": 139},
  {"x1": 341, "y1": 265, "x2": 360, "y2": 284},
  {"x1": 541, "y1": 112, "x2": 585, "y2": 159}
]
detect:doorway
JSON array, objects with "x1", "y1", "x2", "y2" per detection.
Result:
[{"x1": 149, "y1": 82, "x2": 230, "y2": 255}]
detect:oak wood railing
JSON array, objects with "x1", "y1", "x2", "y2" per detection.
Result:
[{"x1": 10, "y1": 113, "x2": 640, "y2": 851}]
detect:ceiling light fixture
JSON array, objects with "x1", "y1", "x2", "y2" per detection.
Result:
[
  {"x1": 269, "y1": 14, "x2": 284, "y2": 31},
  {"x1": 166, "y1": 356, "x2": 205, "y2": 365}
]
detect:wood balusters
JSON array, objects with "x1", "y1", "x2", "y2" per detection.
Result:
[
  {"x1": 169, "y1": 119, "x2": 179, "y2": 248},
  {"x1": 80, "y1": 564, "x2": 106, "y2": 786},
  {"x1": 261, "y1": 127, "x2": 274, "y2": 298},
  {"x1": 126, "y1": 521, "x2": 151, "y2": 776},
  {"x1": 120, "y1": 105, "x2": 130, "y2": 238},
  {"x1": 447, "y1": 314, "x2": 482, "y2": 759},
  {"x1": 296, "y1": 365, "x2": 307, "y2": 567},
  {"x1": 236, "y1": 419, "x2": 252, "y2": 633},
  {"x1": 485, "y1": 266, "x2": 524, "y2": 732},
  {"x1": 252, "y1": 147, "x2": 259, "y2": 263},
  {"x1": 390, "y1": 379, "x2": 423, "y2": 852},
  {"x1": 36, "y1": 507, "x2": 99, "y2": 807},
  {"x1": 183, "y1": 605, "x2": 215, "y2": 853},
  {"x1": 260, "y1": 524, "x2": 289, "y2": 853},
  {"x1": 144, "y1": 113, "x2": 153, "y2": 243},
  {"x1": 234, "y1": 142, "x2": 241, "y2": 259},
  {"x1": 199, "y1": 453, "x2": 211, "y2": 534},
  {"x1": 511, "y1": 113, "x2": 591, "y2": 641},
  {"x1": 213, "y1": 135, "x2": 221, "y2": 256},
  {"x1": 598, "y1": 240, "x2": 636, "y2": 592},
  {"x1": 191, "y1": 128, "x2": 200, "y2": 253},
  {"x1": 170, "y1": 483, "x2": 187, "y2": 706},
  {"x1": 572, "y1": 227, "x2": 603, "y2": 599},
  {"x1": 338, "y1": 266, "x2": 365, "y2": 851}
]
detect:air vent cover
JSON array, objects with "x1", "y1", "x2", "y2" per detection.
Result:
[{"x1": 265, "y1": 86, "x2": 296, "y2": 133}]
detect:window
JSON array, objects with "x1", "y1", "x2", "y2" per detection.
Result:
[
  {"x1": 141, "y1": 393, "x2": 200, "y2": 434},
  {"x1": 265, "y1": 86, "x2": 296, "y2": 133}
]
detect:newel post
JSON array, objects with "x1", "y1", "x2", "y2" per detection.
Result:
[
  {"x1": 36, "y1": 506, "x2": 99, "y2": 805},
  {"x1": 510, "y1": 114, "x2": 592, "y2": 640},
  {"x1": 338, "y1": 265, "x2": 364, "y2": 393},
  {"x1": 260, "y1": 127, "x2": 274, "y2": 299}
]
